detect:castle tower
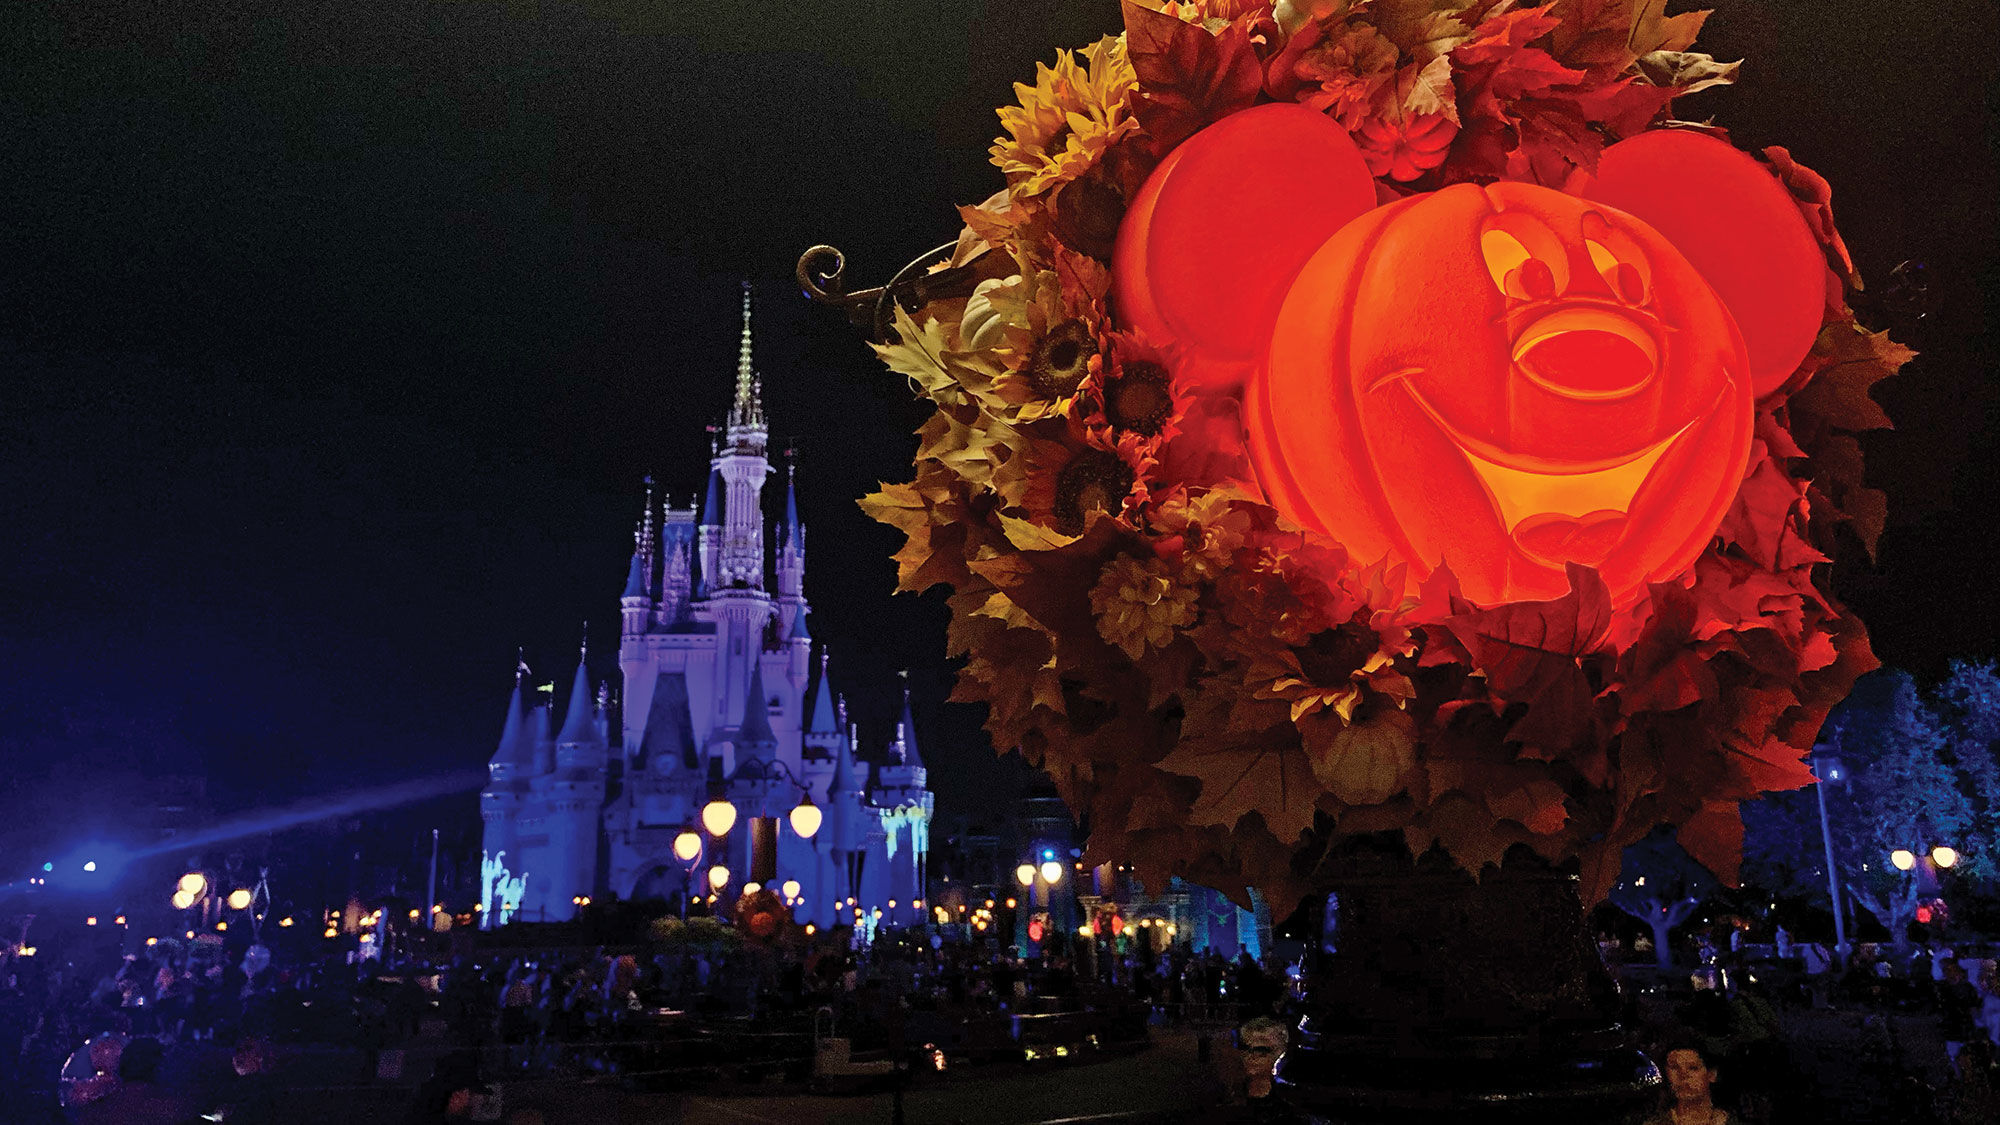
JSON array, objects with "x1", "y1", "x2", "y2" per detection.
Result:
[
  {"x1": 479, "y1": 657, "x2": 533, "y2": 927},
  {"x1": 716, "y1": 283, "x2": 767, "y2": 591},
  {"x1": 872, "y1": 680, "x2": 935, "y2": 926},
  {"x1": 620, "y1": 478, "x2": 656, "y2": 639},
  {"x1": 776, "y1": 461, "x2": 811, "y2": 688},
  {"x1": 541, "y1": 637, "x2": 608, "y2": 920}
]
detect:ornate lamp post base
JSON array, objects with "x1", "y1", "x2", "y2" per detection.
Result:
[{"x1": 1276, "y1": 840, "x2": 1661, "y2": 1123}]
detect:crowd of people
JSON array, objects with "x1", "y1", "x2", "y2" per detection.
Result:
[{"x1": 2, "y1": 915, "x2": 1999, "y2": 1123}]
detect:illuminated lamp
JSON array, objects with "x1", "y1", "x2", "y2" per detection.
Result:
[
  {"x1": 178, "y1": 873, "x2": 206, "y2": 896},
  {"x1": 1891, "y1": 849, "x2": 1916, "y2": 871},
  {"x1": 146, "y1": 937, "x2": 158, "y2": 946},
  {"x1": 86, "y1": 917, "x2": 97, "y2": 926},
  {"x1": 1040, "y1": 861, "x2": 1063, "y2": 884},
  {"x1": 1915, "y1": 905, "x2": 1934, "y2": 925},
  {"x1": 782, "y1": 879, "x2": 801, "y2": 901},
  {"x1": 82, "y1": 861, "x2": 97, "y2": 873},
  {"x1": 701, "y1": 799, "x2": 737, "y2": 837},
  {"x1": 1122, "y1": 112, "x2": 1821, "y2": 606},
  {"x1": 1028, "y1": 918, "x2": 1044, "y2": 943},
  {"x1": 1005, "y1": 897, "x2": 1017, "y2": 910},
  {"x1": 913, "y1": 899, "x2": 923, "y2": 909},
  {"x1": 788, "y1": 794, "x2": 822, "y2": 840},
  {"x1": 279, "y1": 917, "x2": 294, "y2": 928},
  {"x1": 227, "y1": 889, "x2": 253, "y2": 911},
  {"x1": 170, "y1": 890, "x2": 196, "y2": 910},
  {"x1": 1016, "y1": 864, "x2": 1036, "y2": 887},
  {"x1": 744, "y1": 882, "x2": 762, "y2": 896},
  {"x1": 114, "y1": 916, "x2": 125, "y2": 926},
  {"x1": 1932, "y1": 846, "x2": 1958, "y2": 869},
  {"x1": 805, "y1": 924, "x2": 815, "y2": 935},
  {"x1": 1079, "y1": 924, "x2": 1093, "y2": 938},
  {"x1": 888, "y1": 899, "x2": 897, "y2": 909},
  {"x1": 707, "y1": 865, "x2": 730, "y2": 891},
  {"x1": 673, "y1": 831, "x2": 702, "y2": 863},
  {"x1": 216, "y1": 921, "x2": 227, "y2": 932}
]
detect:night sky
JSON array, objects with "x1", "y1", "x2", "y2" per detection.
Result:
[{"x1": 1, "y1": 1, "x2": 1995, "y2": 835}]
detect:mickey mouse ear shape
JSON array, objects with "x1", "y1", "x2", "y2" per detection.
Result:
[
  {"x1": 1583, "y1": 130, "x2": 1827, "y2": 398},
  {"x1": 1112, "y1": 103, "x2": 1377, "y2": 390}
]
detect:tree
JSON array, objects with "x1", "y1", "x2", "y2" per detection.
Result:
[
  {"x1": 1934, "y1": 659, "x2": 2000, "y2": 883},
  {"x1": 1608, "y1": 829, "x2": 1716, "y2": 969},
  {"x1": 1742, "y1": 669, "x2": 1981, "y2": 951}
]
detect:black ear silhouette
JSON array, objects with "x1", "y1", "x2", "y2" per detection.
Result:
[
  {"x1": 1583, "y1": 130, "x2": 1827, "y2": 397},
  {"x1": 1112, "y1": 103, "x2": 1377, "y2": 390}
]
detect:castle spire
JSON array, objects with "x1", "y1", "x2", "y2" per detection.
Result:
[
  {"x1": 783, "y1": 456, "x2": 802, "y2": 549},
  {"x1": 490, "y1": 651, "x2": 532, "y2": 771},
  {"x1": 807, "y1": 649, "x2": 838, "y2": 735},
  {"x1": 738, "y1": 657, "x2": 777, "y2": 757},
  {"x1": 895, "y1": 673, "x2": 924, "y2": 771},
  {"x1": 555, "y1": 628, "x2": 601, "y2": 746},
  {"x1": 730, "y1": 281, "x2": 764, "y2": 431}
]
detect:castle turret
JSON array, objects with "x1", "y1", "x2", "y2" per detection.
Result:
[
  {"x1": 696, "y1": 468, "x2": 723, "y2": 596},
  {"x1": 715, "y1": 283, "x2": 767, "y2": 590},
  {"x1": 621, "y1": 478, "x2": 656, "y2": 638},
  {"x1": 543, "y1": 636, "x2": 608, "y2": 920},
  {"x1": 873, "y1": 680, "x2": 935, "y2": 926},
  {"x1": 658, "y1": 504, "x2": 697, "y2": 624}
]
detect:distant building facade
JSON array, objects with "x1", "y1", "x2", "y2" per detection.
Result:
[{"x1": 479, "y1": 287, "x2": 932, "y2": 929}]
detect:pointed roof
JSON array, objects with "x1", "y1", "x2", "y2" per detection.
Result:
[
  {"x1": 730, "y1": 281, "x2": 764, "y2": 430},
  {"x1": 782, "y1": 461, "x2": 802, "y2": 549},
  {"x1": 701, "y1": 466, "x2": 723, "y2": 526},
  {"x1": 738, "y1": 657, "x2": 777, "y2": 751},
  {"x1": 621, "y1": 551, "x2": 647, "y2": 599},
  {"x1": 828, "y1": 722, "x2": 856, "y2": 793},
  {"x1": 788, "y1": 608, "x2": 812, "y2": 642},
  {"x1": 637, "y1": 671, "x2": 699, "y2": 772},
  {"x1": 894, "y1": 678, "x2": 924, "y2": 770},
  {"x1": 807, "y1": 651, "x2": 838, "y2": 735},
  {"x1": 491, "y1": 668, "x2": 533, "y2": 769},
  {"x1": 555, "y1": 638, "x2": 602, "y2": 746}
]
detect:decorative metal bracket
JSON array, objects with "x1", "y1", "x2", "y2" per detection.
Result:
[{"x1": 796, "y1": 241, "x2": 989, "y2": 343}]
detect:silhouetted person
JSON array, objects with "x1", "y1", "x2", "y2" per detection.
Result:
[{"x1": 78, "y1": 1037, "x2": 196, "y2": 1125}]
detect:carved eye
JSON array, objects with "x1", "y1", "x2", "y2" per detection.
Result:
[
  {"x1": 1582, "y1": 212, "x2": 1652, "y2": 304},
  {"x1": 1480, "y1": 213, "x2": 1569, "y2": 301}
]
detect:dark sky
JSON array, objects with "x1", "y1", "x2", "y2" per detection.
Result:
[{"x1": 1, "y1": 1, "x2": 1995, "y2": 834}]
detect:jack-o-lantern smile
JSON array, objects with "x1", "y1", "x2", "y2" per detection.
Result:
[
  {"x1": 1396, "y1": 368, "x2": 1702, "y2": 568},
  {"x1": 1111, "y1": 106, "x2": 1826, "y2": 605}
]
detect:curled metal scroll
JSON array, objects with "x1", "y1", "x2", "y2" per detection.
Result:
[{"x1": 797, "y1": 241, "x2": 988, "y2": 343}]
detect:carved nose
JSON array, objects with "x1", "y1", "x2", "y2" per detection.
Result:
[{"x1": 1513, "y1": 309, "x2": 1657, "y2": 401}]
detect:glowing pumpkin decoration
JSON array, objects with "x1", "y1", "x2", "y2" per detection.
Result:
[{"x1": 1116, "y1": 111, "x2": 1825, "y2": 605}]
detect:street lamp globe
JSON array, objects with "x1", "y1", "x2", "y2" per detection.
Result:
[
  {"x1": 178, "y1": 873, "x2": 206, "y2": 896},
  {"x1": 702, "y1": 799, "x2": 738, "y2": 837},
  {"x1": 170, "y1": 889, "x2": 195, "y2": 910},
  {"x1": 781, "y1": 879, "x2": 801, "y2": 901},
  {"x1": 707, "y1": 865, "x2": 731, "y2": 891},
  {"x1": 788, "y1": 795, "x2": 823, "y2": 840},
  {"x1": 1891, "y1": 849, "x2": 1917, "y2": 871},
  {"x1": 1932, "y1": 846, "x2": 1959, "y2": 869},
  {"x1": 1016, "y1": 864, "x2": 1036, "y2": 887},
  {"x1": 673, "y1": 831, "x2": 702, "y2": 863},
  {"x1": 226, "y1": 889, "x2": 253, "y2": 911},
  {"x1": 1040, "y1": 860, "x2": 1064, "y2": 884}
]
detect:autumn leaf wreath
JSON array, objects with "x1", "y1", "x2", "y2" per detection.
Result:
[{"x1": 859, "y1": 0, "x2": 1906, "y2": 909}]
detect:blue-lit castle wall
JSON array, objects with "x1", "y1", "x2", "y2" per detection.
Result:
[{"x1": 479, "y1": 289, "x2": 931, "y2": 929}]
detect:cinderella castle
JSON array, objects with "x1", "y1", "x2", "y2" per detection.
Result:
[{"x1": 479, "y1": 286, "x2": 933, "y2": 930}]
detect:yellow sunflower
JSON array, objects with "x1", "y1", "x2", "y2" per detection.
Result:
[{"x1": 992, "y1": 37, "x2": 1141, "y2": 199}]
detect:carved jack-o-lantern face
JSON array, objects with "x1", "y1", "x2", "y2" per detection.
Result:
[
  {"x1": 1247, "y1": 183, "x2": 1753, "y2": 604},
  {"x1": 1111, "y1": 105, "x2": 1825, "y2": 605}
]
